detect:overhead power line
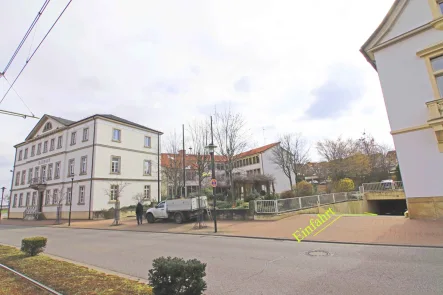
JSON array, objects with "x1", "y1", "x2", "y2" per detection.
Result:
[
  {"x1": 0, "y1": 0, "x2": 73, "y2": 104},
  {"x1": 2, "y1": 0, "x2": 51, "y2": 75}
]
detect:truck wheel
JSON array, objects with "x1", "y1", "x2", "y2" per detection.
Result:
[
  {"x1": 146, "y1": 213, "x2": 155, "y2": 224},
  {"x1": 174, "y1": 212, "x2": 184, "y2": 224}
]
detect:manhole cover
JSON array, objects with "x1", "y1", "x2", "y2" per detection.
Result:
[{"x1": 307, "y1": 250, "x2": 330, "y2": 257}]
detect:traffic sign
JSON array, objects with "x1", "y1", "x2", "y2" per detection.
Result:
[{"x1": 211, "y1": 179, "x2": 217, "y2": 188}]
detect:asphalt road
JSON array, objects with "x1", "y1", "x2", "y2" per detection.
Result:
[{"x1": 0, "y1": 225, "x2": 442, "y2": 295}]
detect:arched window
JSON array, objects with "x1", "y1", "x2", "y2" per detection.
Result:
[{"x1": 43, "y1": 122, "x2": 52, "y2": 132}]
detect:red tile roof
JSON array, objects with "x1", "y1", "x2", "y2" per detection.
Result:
[{"x1": 236, "y1": 142, "x2": 280, "y2": 159}]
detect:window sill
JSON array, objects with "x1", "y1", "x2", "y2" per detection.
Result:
[
  {"x1": 432, "y1": 16, "x2": 443, "y2": 30},
  {"x1": 108, "y1": 200, "x2": 117, "y2": 204},
  {"x1": 70, "y1": 144, "x2": 76, "y2": 146},
  {"x1": 79, "y1": 173, "x2": 87, "y2": 176},
  {"x1": 143, "y1": 174, "x2": 152, "y2": 176},
  {"x1": 77, "y1": 202, "x2": 85, "y2": 206},
  {"x1": 82, "y1": 139, "x2": 89, "y2": 142},
  {"x1": 110, "y1": 172, "x2": 121, "y2": 175},
  {"x1": 112, "y1": 140, "x2": 121, "y2": 143},
  {"x1": 144, "y1": 146, "x2": 152, "y2": 149}
]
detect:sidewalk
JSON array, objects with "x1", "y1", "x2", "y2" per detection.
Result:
[{"x1": 2, "y1": 214, "x2": 443, "y2": 247}]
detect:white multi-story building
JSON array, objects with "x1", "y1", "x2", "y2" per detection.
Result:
[
  {"x1": 232, "y1": 142, "x2": 295, "y2": 194},
  {"x1": 8, "y1": 114, "x2": 162, "y2": 220},
  {"x1": 361, "y1": 0, "x2": 443, "y2": 219}
]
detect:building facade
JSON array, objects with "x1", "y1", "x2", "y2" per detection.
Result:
[
  {"x1": 232, "y1": 142, "x2": 296, "y2": 194},
  {"x1": 9, "y1": 114, "x2": 162, "y2": 220},
  {"x1": 161, "y1": 151, "x2": 228, "y2": 199},
  {"x1": 361, "y1": 0, "x2": 443, "y2": 219}
]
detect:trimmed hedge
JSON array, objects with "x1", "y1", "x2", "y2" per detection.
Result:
[
  {"x1": 21, "y1": 236, "x2": 47, "y2": 256},
  {"x1": 148, "y1": 256, "x2": 207, "y2": 295}
]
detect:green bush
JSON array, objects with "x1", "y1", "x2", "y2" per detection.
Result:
[
  {"x1": 148, "y1": 256, "x2": 207, "y2": 295},
  {"x1": 21, "y1": 237, "x2": 47, "y2": 256},
  {"x1": 264, "y1": 193, "x2": 278, "y2": 200},
  {"x1": 336, "y1": 178, "x2": 355, "y2": 192},
  {"x1": 280, "y1": 190, "x2": 296, "y2": 199},
  {"x1": 296, "y1": 181, "x2": 313, "y2": 197}
]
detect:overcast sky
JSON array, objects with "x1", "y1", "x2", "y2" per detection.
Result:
[{"x1": 0, "y1": 0, "x2": 395, "y2": 191}]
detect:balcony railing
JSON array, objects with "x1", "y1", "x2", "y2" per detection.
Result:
[{"x1": 30, "y1": 176, "x2": 47, "y2": 186}]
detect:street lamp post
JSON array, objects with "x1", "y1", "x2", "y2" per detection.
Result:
[
  {"x1": 205, "y1": 116, "x2": 218, "y2": 233},
  {"x1": 0, "y1": 187, "x2": 6, "y2": 220},
  {"x1": 68, "y1": 177, "x2": 74, "y2": 226}
]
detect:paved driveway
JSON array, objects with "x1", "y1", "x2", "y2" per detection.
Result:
[{"x1": 1, "y1": 225, "x2": 442, "y2": 295}]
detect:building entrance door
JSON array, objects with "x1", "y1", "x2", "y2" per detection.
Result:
[{"x1": 38, "y1": 191, "x2": 43, "y2": 212}]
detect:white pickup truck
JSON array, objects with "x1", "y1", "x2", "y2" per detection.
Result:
[{"x1": 146, "y1": 196, "x2": 208, "y2": 224}]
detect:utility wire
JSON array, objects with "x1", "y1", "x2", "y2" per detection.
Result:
[
  {"x1": 0, "y1": 0, "x2": 73, "y2": 104},
  {"x1": 2, "y1": 76, "x2": 35, "y2": 116},
  {"x1": 2, "y1": 0, "x2": 51, "y2": 75}
]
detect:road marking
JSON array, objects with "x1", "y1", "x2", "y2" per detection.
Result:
[{"x1": 313, "y1": 215, "x2": 342, "y2": 237}]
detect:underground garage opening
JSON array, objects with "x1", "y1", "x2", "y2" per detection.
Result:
[{"x1": 367, "y1": 200, "x2": 408, "y2": 216}]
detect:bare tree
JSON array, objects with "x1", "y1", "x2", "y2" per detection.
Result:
[
  {"x1": 103, "y1": 180, "x2": 130, "y2": 202},
  {"x1": 289, "y1": 133, "x2": 310, "y2": 182},
  {"x1": 316, "y1": 136, "x2": 358, "y2": 180},
  {"x1": 271, "y1": 137, "x2": 294, "y2": 189},
  {"x1": 162, "y1": 131, "x2": 184, "y2": 197},
  {"x1": 188, "y1": 119, "x2": 211, "y2": 192},
  {"x1": 213, "y1": 107, "x2": 249, "y2": 200},
  {"x1": 132, "y1": 193, "x2": 145, "y2": 203}
]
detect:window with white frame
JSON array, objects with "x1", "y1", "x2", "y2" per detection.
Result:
[
  {"x1": 18, "y1": 150, "x2": 22, "y2": 161},
  {"x1": 37, "y1": 143, "x2": 42, "y2": 155},
  {"x1": 66, "y1": 187, "x2": 72, "y2": 205},
  {"x1": 45, "y1": 190, "x2": 51, "y2": 205},
  {"x1": 24, "y1": 148, "x2": 28, "y2": 159},
  {"x1": 143, "y1": 160, "x2": 152, "y2": 175},
  {"x1": 21, "y1": 170, "x2": 26, "y2": 185},
  {"x1": 15, "y1": 172, "x2": 20, "y2": 186},
  {"x1": 439, "y1": 1, "x2": 443, "y2": 13},
  {"x1": 47, "y1": 164, "x2": 53, "y2": 180},
  {"x1": 53, "y1": 189, "x2": 58, "y2": 205},
  {"x1": 144, "y1": 185, "x2": 151, "y2": 199},
  {"x1": 32, "y1": 192, "x2": 37, "y2": 206},
  {"x1": 55, "y1": 162, "x2": 61, "y2": 179},
  {"x1": 78, "y1": 186, "x2": 85, "y2": 204},
  {"x1": 18, "y1": 193, "x2": 24, "y2": 207},
  {"x1": 112, "y1": 128, "x2": 121, "y2": 142},
  {"x1": 50, "y1": 138, "x2": 55, "y2": 151},
  {"x1": 111, "y1": 156, "x2": 120, "y2": 174},
  {"x1": 68, "y1": 159, "x2": 75, "y2": 176},
  {"x1": 57, "y1": 136, "x2": 63, "y2": 149},
  {"x1": 80, "y1": 156, "x2": 87, "y2": 174},
  {"x1": 26, "y1": 192, "x2": 30, "y2": 207},
  {"x1": 31, "y1": 145, "x2": 35, "y2": 156},
  {"x1": 13, "y1": 194, "x2": 17, "y2": 207},
  {"x1": 431, "y1": 55, "x2": 443, "y2": 98},
  {"x1": 28, "y1": 168, "x2": 33, "y2": 184},
  {"x1": 34, "y1": 167, "x2": 39, "y2": 179},
  {"x1": 144, "y1": 136, "x2": 151, "y2": 148},
  {"x1": 71, "y1": 132, "x2": 77, "y2": 145},
  {"x1": 19, "y1": 193, "x2": 23, "y2": 207},
  {"x1": 43, "y1": 141, "x2": 48, "y2": 153},
  {"x1": 41, "y1": 166, "x2": 46, "y2": 181},
  {"x1": 110, "y1": 185, "x2": 118, "y2": 201},
  {"x1": 83, "y1": 128, "x2": 89, "y2": 141}
]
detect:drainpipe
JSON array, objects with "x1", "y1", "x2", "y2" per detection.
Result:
[
  {"x1": 88, "y1": 118, "x2": 97, "y2": 219},
  {"x1": 7, "y1": 147, "x2": 18, "y2": 219}
]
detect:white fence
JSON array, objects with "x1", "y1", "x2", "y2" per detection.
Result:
[
  {"x1": 255, "y1": 191, "x2": 362, "y2": 214},
  {"x1": 362, "y1": 181, "x2": 403, "y2": 192}
]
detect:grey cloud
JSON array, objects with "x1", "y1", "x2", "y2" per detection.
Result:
[
  {"x1": 233, "y1": 76, "x2": 251, "y2": 93},
  {"x1": 306, "y1": 64, "x2": 365, "y2": 119}
]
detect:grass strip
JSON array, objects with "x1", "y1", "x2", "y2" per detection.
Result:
[
  {"x1": 0, "y1": 267, "x2": 51, "y2": 295},
  {"x1": 0, "y1": 245, "x2": 152, "y2": 295}
]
